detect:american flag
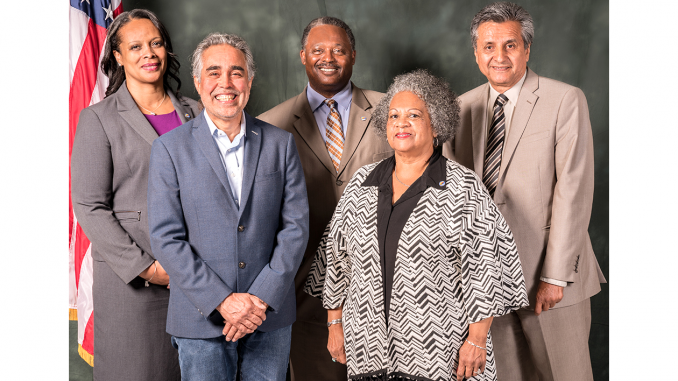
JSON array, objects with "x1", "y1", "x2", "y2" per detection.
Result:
[{"x1": 69, "y1": 0, "x2": 123, "y2": 366}]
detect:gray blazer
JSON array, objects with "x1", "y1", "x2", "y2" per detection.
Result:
[
  {"x1": 71, "y1": 81, "x2": 200, "y2": 380},
  {"x1": 72, "y1": 82, "x2": 201, "y2": 281},
  {"x1": 148, "y1": 111, "x2": 310, "y2": 339}
]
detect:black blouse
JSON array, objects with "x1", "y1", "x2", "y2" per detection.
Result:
[{"x1": 362, "y1": 148, "x2": 447, "y2": 322}]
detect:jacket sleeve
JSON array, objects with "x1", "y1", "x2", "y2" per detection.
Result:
[
  {"x1": 148, "y1": 138, "x2": 233, "y2": 317},
  {"x1": 70, "y1": 107, "x2": 154, "y2": 283},
  {"x1": 246, "y1": 134, "x2": 310, "y2": 312},
  {"x1": 457, "y1": 170, "x2": 529, "y2": 323},
  {"x1": 541, "y1": 88, "x2": 595, "y2": 282}
]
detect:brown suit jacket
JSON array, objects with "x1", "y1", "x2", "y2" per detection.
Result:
[
  {"x1": 443, "y1": 68, "x2": 605, "y2": 309},
  {"x1": 259, "y1": 83, "x2": 393, "y2": 322}
]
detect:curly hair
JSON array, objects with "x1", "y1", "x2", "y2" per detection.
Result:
[{"x1": 372, "y1": 69, "x2": 460, "y2": 145}]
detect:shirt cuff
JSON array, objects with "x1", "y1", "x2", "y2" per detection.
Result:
[{"x1": 540, "y1": 277, "x2": 568, "y2": 287}]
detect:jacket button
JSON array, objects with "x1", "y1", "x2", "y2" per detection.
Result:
[
  {"x1": 238, "y1": 225, "x2": 245, "y2": 232},
  {"x1": 336, "y1": 180, "x2": 343, "y2": 186},
  {"x1": 238, "y1": 262, "x2": 246, "y2": 269}
]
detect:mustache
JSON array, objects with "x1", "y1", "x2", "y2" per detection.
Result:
[{"x1": 315, "y1": 63, "x2": 340, "y2": 69}]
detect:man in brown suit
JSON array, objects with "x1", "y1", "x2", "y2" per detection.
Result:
[
  {"x1": 258, "y1": 16, "x2": 392, "y2": 381},
  {"x1": 443, "y1": 3, "x2": 606, "y2": 380}
]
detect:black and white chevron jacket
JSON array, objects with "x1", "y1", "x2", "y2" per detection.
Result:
[{"x1": 305, "y1": 159, "x2": 529, "y2": 381}]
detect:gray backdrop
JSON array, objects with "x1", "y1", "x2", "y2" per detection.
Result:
[{"x1": 122, "y1": 0, "x2": 609, "y2": 379}]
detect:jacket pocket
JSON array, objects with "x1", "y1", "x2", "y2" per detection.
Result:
[
  {"x1": 522, "y1": 130, "x2": 550, "y2": 143},
  {"x1": 113, "y1": 210, "x2": 141, "y2": 222},
  {"x1": 254, "y1": 170, "x2": 280, "y2": 183}
]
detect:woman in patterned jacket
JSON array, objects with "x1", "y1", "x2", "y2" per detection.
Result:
[{"x1": 304, "y1": 69, "x2": 529, "y2": 381}]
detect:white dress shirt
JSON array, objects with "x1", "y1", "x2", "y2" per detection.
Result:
[
  {"x1": 306, "y1": 81, "x2": 353, "y2": 142},
  {"x1": 486, "y1": 72, "x2": 567, "y2": 288},
  {"x1": 205, "y1": 110, "x2": 246, "y2": 207}
]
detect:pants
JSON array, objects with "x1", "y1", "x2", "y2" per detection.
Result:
[
  {"x1": 490, "y1": 298, "x2": 593, "y2": 381},
  {"x1": 171, "y1": 324, "x2": 292, "y2": 381},
  {"x1": 289, "y1": 320, "x2": 347, "y2": 381}
]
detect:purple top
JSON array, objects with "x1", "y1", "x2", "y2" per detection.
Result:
[{"x1": 144, "y1": 110, "x2": 182, "y2": 136}]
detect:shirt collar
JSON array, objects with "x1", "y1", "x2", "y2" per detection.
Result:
[
  {"x1": 489, "y1": 70, "x2": 527, "y2": 105},
  {"x1": 306, "y1": 81, "x2": 353, "y2": 112},
  {"x1": 362, "y1": 147, "x2": 447, "y2": 190},
  {"x1": 205, "y1": 110, "x2": 246, "y2": 147}
]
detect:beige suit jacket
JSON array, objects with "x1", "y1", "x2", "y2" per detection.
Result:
[
  {"x1": 259, "y1": 83, "x2": 393, "y2": 322},
  {"x1": 443, "y1": 68, "x2": 605, "y2": 309}
]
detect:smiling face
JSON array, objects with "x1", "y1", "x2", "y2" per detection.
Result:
[
  {"x1": 300, "y1": 24, "x2": 356, "y2": 98},
  {"x1": 113, "y1": 18, "x2": 167, "y2": 88},
  {"x1": 193, "y1": 44, "x2": 253, "y2": 132},
  {"x1": 386, "y1": 91, "x2": 436, "y2": 159},
  {"x1": 474, "y1": 20, "x2": 530, "y2": 93}
]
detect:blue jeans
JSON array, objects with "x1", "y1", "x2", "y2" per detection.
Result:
[{"x1": 171, "y1": 325, "x2": 292, "y2": 381}]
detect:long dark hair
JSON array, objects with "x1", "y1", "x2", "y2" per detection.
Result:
[{"x1": 100, "y1": 9, "x2": 182, "y2": 97}]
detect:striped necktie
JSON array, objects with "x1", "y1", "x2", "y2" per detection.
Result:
[
  {"x1": 482, "y1": 94, "x2": 509, "y2": 197},
  {"x1": 324, "y1": 99, "x2": 344, "y2": 172}
]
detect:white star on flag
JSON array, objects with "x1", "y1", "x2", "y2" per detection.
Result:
[
  {"x1": 80, "y1": 0, "x2": 90, "y2": 4},
  {"x1": 103, "y1": 4, "x2": 114, "y2": 21}
]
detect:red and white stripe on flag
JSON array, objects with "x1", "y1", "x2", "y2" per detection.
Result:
[{"x1": 69, "y1": 0, "x2": 123, "y2": 367}]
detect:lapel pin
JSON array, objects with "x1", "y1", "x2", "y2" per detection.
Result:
[
  {"x1": 251, "y1": 130, "x2": 258, "y2": 135},
  {"x1": 361, "y1": 116, "x2": 367, "y2": 121},
  {"x1": 439, "y1": 181, "x2": 445, "y2": 186},
  {"x1": 185, "y1": 113, "x2": 191, "y2": 119}
]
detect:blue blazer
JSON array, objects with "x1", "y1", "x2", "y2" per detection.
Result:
[{"x1": 148, "y1": 111, "x2": 309, "y2": 339}]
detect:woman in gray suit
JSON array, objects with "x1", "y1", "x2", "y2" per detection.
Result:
[{"x1": 71, "y1": 9, "x2": 200, "y2": 381}]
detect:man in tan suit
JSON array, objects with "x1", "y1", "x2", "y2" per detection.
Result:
[
  {"x1": 259, "y1": 16, "x2": 392, "y2": 381},
  {"x1": 443, "y1": 3, "x2": 606, "y2": 380}
]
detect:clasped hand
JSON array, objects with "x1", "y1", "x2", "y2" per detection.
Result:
[{"x1": 216, "y1": 293, "x2": 268, "y2": 342}]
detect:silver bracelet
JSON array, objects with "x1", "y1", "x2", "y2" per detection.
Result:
[
  {"x1": 327, "y1": 318, "x2": 342, "y2": 327},
  {"x1": 465, "y1": 339, "x2": 487, "y2": 350},
  {"x1": 145, "y1": 262, "x2": 157, "y2": 288}
]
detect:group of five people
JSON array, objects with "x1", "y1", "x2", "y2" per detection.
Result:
[{"x1": 71, "y1": 2, "x2": 605, "y2": 380}]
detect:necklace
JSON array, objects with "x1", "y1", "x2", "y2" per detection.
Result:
[
  {"x1": 136, "y1": 92, "x2": 167, "y2": 115},
  {"x1": 394, "y1": 157, "x2": 431, "y2": 188},
  {"x1": 394, "y1": 168, "x2": 411, "y2": 187}
]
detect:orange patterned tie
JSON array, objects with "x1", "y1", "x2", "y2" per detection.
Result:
[{"x1": 324, "y1": 99, "x2": 344, "y2": 172}]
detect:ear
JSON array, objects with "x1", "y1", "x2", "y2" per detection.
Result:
[
  {"x1": 525, "y1": 43, "x2": 531, "y2": 62},
  {"x1": 193, "y1": 76, "x2": 201, "y2": 94},
  {"x1": 113, "y1": 50, "x2": 122, "y2": 66},
  {"x1": 300, "y1": 49, "x2": 306, "y2": 65},
  {"x1": 350, "y1": 49, "x2": 356, "y2": 65},
  {"x1": 247, "y1": 75, "x2": 254, "y2": 91}
]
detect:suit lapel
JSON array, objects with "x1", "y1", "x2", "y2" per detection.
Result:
[
  {"x1": 337, "y1": 84, "x2": 372, "y2": 177},
  {"x1": 499, "y1": 68, "x2": 539, "y2": 179},
  {"x1": 116, "y1": 81, "x2": 159, "y2": 146},
  {"x1": 191, "y1": 112, "x2": 236, "y2": 203},
  {"x1": 291, "y1": 87, "x2": 336, "y2": 176},
  {"x1": 472, "y1": 84, "x2": 490, "y2": 177},
  {"x1": 168, "y1": 90, "x2": 192, "y2": 124},
  {"x1": 238, "y1": 113, "x2": 261, "y2": 214}
]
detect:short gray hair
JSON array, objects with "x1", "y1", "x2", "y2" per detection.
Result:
[
  {"x1": 372, "y1": 69, "x2": 459, "y2": 145},
  {"x1": 301, "y1": 16, "x2": 355, "y2": 52},
  {"x1": 471, "y1": 2, "x2": 534, "y2": 50},
  {"x1": 191, "y1": 33, "x2": 256, "y2": 81}
]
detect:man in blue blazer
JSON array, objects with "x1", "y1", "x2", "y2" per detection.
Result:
[{"x1": 148, "y1": 33, "x2": 309, "y2": 381}]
